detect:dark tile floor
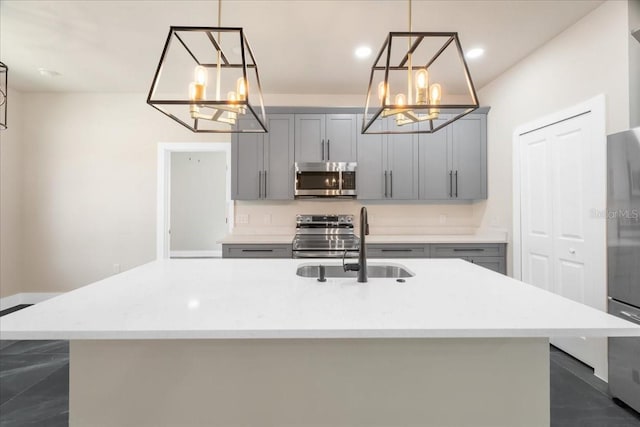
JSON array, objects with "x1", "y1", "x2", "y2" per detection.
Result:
[{"x1": 1, "y1": 306, "x2": 639, "y2": 426}]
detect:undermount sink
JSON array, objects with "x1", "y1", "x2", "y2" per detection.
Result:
[{"x1": 296, "y1": 263, "x2": 414, "y2": 279}]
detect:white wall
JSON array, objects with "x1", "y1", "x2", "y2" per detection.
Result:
[
  {"x1": 170, "y1": 151, "x2": 227, "y2": 252},
  {"x1": 475, "y1": 0, "x2": 630, "y2": 273},
  {"x1": 0, "y1": 88, "x2": 23, "y2": 298},
  {"x1": 20, "y1": 93, "x2": 227, "y2": 293}
]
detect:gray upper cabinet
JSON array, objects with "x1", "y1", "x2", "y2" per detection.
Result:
[
  {"x1": 419, "y1": 113, "x2": 487, "y2": 201},
  {"x1": 356, "y1": 114, "x2": 385, "y2": 199},
  {"x1": 295, "y1": 114, "x2": 356, "y2": 162},
  {"x1": 451, "y1": 115, "x2": 486, "y2": 200},
  {"x1": 326, "y1": 114, "x2": 357, "y2": 162},
  {"x1": 386, "y1": 120, "x2": 419, "y2": 200},
  {"x1": 294, "y1": 115, "x2": 325, "y2": 162},
  {"x1": 232, "y1": 114, "x2": 294, "y2": 200},
  {"x1": 356, "y1": 114, "x2": 418, "y2": 200}
]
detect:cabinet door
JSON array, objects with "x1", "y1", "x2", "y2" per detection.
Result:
[
  {"x1": 295, "y1": 114, "x2": 326, "y2": 162},
  {"x1": 419, "y1": 119, "x2": 451, "y2": 200},
  {"x1": 468, "y1": 257, "x2": 506, "y2": 275},
  {"x1": 232, "y1": 119, "x2": 264, "y2": 200},
  {"x1": 356, "y1": 114, "x2": 385, "y2": 200},
  {"x1": 326, "y1": 114, "x2": 357, "y2": 162},
  {"x1": 264, "y1": 114, "x2": 295, "y2": 200},
  {"x1": 386, "y1": 120, "x2": 418, "y2": 200},
  {"x1": 451, "y1": 115, "x2": 487, "y2": 200}
]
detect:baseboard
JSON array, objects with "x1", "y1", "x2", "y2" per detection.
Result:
[
  {"x1": 170, "y1": 250, "x2": 222, "y2": 258},
  {"x1": 0, "y1": 293, "x2": 63, "y2": 310}
]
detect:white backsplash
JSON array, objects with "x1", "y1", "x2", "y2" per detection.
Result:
[{"x1": 232, "y1": 200, "x2": 491, "y2": 235}]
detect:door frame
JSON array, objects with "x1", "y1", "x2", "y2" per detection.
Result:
[
  {"x1": 512, "y1": 94, "x2": 606, "y2": 280},
  {"x1": 156, "y1": 142, "x2": 233, "y2": 260}
]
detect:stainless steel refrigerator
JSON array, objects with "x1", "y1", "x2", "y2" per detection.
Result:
[{"x1": 607, "y1": 127, "x2": 640, "y2": 412}]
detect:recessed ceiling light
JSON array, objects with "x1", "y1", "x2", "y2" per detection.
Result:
[
  {"x1": 37, "y1": 68, "x2": 61, "y2": 77},
  {"x1": 465, "y1": 48, "x2": 485, "y2": 59},
  {"x1": 355, "y1": 46, "x2": 372, "y2": 59}
]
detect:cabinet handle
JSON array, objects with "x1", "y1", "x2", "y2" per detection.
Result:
[
  {"x1": 241, "y1": 249, "x2": 275, "y2": 253},
  {"x1": 381, "y1": 249, "x2": 413, "y2": 252},
  {"x1": 264, "y1": 170, "x2": 267, "y2": 199},
  {"x1": 449, "y1": 171, "x2": 453, "y2": 198},
  {"x1": 453, "y1": 248, "x2": 485, "y2": 252},
  {"x1": 321, "y1": 140, "x2": 325, "y2": 160},
  {"x1": 390, "y1": 170, "x2": 393, "y2": 198},
  {"x1": 258, "y1": 171, "x2": 262, "y2": 198},
  {"x1": 455, "y1": 170, "x2": 458, "y2": 198},
  {"x1": 384, "y1": 171, "x2": 388, "y2": 198},
  {"x1": 327, "y1": 139, "x2": 330, "y2": 160}
]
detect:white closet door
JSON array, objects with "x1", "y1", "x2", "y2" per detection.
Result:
[
  {"x1": 519, "y1": 112, "x2": 604, "y2": 371},
  {"x1": 520, "y1": 130, "x2": 554, "y2": 294}
]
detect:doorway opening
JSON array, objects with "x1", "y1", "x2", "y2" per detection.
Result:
[{"x1": 157, "y1": 143, "x2": 233, "y2": 260}]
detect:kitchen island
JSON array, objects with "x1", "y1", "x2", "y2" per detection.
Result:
[{"x1": 2, "y1": 258, "x2": 639, "y2": 427}]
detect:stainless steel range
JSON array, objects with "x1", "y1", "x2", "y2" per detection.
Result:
[{"x1": 292, "y1": 214, "x2": 359, "y2": 258}]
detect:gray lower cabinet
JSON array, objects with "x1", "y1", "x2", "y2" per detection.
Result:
[
  {"x1": 232, "y1": 114, "x2": 294, "y2": 200},
  {"x1": 222, "y1": 244, "x2": 293, "y2": 258},
  {"x1": 430, "y1": 243, "x2": 506, "y2": 275},
  {"x1": 419, "y1": 113, "x2": 487, "y2": 200},
  {"x1": 295, "y1": 114, "x2": 356, "y2": 163},
  {"x1": 367, "y1": 242, "x2": 506, "y2": 275},
  {"x1": 356, "y1": 114, "x2": 419, "y2": 200}
]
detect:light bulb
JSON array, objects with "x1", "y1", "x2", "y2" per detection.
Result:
[
  {"x1": 227, "y1": 91, "x2": 237, "y2": 102},
  {"x1": 189, "y1": 82, "x2": 197, "y2": 101},
  {"x1": 236, "y1": 78, "x2": 247, "y2": 101},
  {"x1": 395, "y1": 93, "x2": 406, "y2": 106},
  {"x1": 415, "y1": 68, "x2": 429, "y2": 104},
  {"x1": 194, "y1": 66, "x2": 208, "y2": 85},
  {"x1": 415, "y1": 69, "x2": 428, "y2": 89},
  {"x1": 377, "y1": 81, "x2": 388, "y2": 104},
  {"x1": 429, "y1": 83, "x2": 442, "y2": 103}
]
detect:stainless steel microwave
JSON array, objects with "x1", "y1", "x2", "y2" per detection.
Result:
[{"x1": 294, "y1": 162, "x2": 357, "y2": 198}]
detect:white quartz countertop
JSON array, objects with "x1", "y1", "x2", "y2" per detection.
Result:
[
  {"x1": 2, "y1": 259, "x2": 639, "y2": 341},
  {"x1": 219, "y1": 232, "x2": 508, "y2": 244}
]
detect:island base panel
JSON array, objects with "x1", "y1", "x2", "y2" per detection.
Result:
[{"x1": 70, "y1": 338, "x2": 549, "y2": 427}]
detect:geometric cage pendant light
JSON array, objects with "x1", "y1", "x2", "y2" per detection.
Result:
[
  {"x1": 147, "y1": 1, "x2": 267, "y2": 133},
  {"x1": 362, "y1": 0, "x2": 479, "y2": 134}
]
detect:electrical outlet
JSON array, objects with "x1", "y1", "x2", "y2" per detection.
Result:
[
  {"x1": 237, "y1": 214, "x2": 249, "y2": 224},
  {"x1": 113, "y1": 264, "x2": 121, "y2": 274},
  {"x1": 439, "y1": 215, "x2": 447, "y2": 224}
]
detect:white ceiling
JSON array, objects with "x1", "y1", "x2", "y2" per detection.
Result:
[{"x1": 0, "y1": 0, "x2": 604, "y2": 97}]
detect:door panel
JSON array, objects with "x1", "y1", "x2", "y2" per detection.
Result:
[
  {"x1": 264, "y1": 115, "x2": 294, "y2": 200},
  {"x1": 356, "y1": 114, "x2": 385, "y2": 199},
  {"x1": 232, "y1": 118, "x2": 263, "y2": 200},
  {"x1": 529, "y1": 253, "x2": 552, "y2": 292},
  {"x1": 295, "y1": 115, "x2": 325, "y2": 162},
  {"x1": 520, "y1": 131, "x2": 554, "y2": 292},
  {"x1": 419, "y1": 120, "x2": 450, "y2": 199},
  {"x1": 326, "y1": 114, "x2": 357, "y2": 162},
  {"x1": 452, "y1": 117, "x2": 484, "y2": 199},
  {"x1": 386, "y1": 120, "x2": 418, "y2": 200}
]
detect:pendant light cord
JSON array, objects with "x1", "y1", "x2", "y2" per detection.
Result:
[
  {"x1": 215, "y1": 0, "x2": 222, "y2": 100},
  {"x1": 407, "y1": 0, "x2": 413, "y2": 104}
]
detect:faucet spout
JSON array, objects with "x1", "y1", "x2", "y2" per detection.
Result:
[{"x1": 357, "y1": 207, "x2": 368, "y2": 283}]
